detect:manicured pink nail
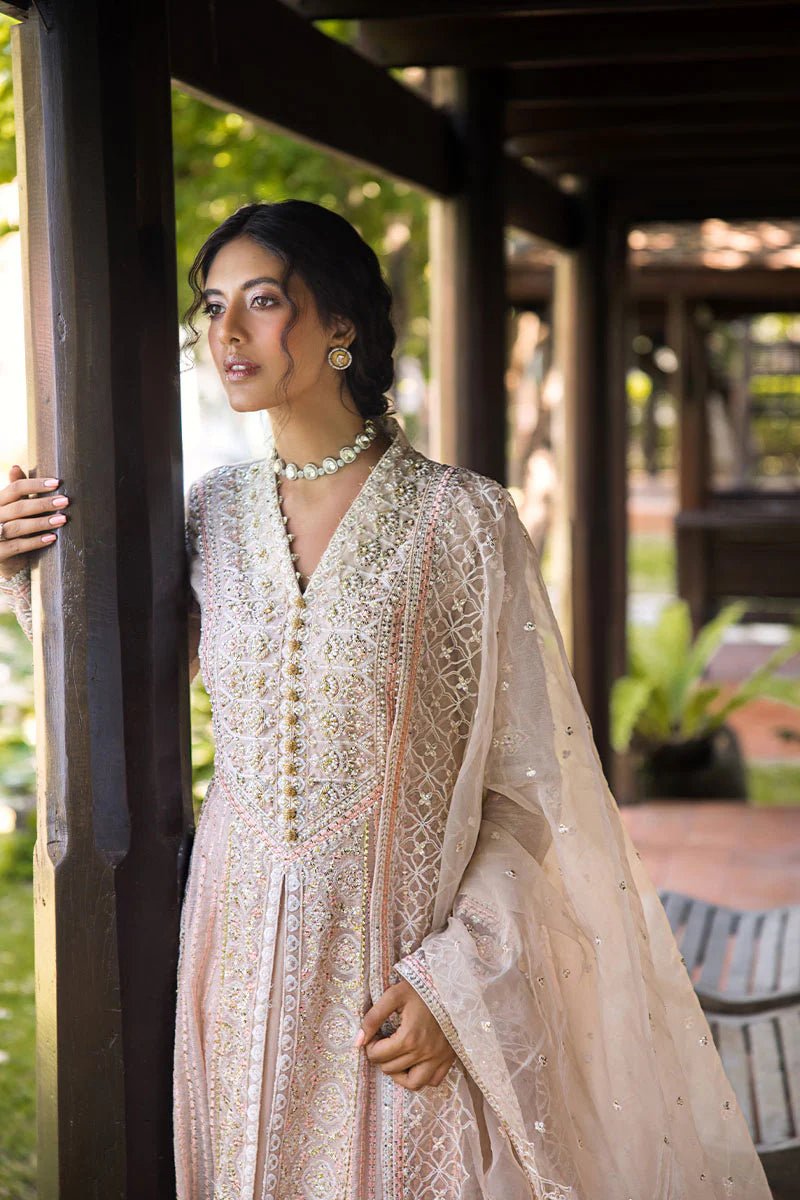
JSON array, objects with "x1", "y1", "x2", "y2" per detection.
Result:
[
  {"x1": 43, "y1": 478, "x2": 59, "y2": 487},
  {"x1": 48, "y1": 515, "x2": 66, "y2": 526},
  {"x1": 41, "y1": 534, "x2": 57, "y2": 543}
]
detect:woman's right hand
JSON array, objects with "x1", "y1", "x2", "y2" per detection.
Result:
[{"x1": 0, "y1": 465, "x2": 70, "y2": 581}]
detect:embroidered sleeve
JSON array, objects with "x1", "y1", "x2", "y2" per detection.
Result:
[{"x1": 0, "y1": 563, "x2": 33, "y2": 643}]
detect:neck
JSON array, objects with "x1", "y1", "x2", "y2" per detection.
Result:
[{"x1": 267, "y1": 406, "x2": 376, "y2": 468}]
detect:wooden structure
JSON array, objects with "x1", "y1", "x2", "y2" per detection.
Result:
[
  {"x1": 2, "y1": 0, "x2": 799, "y2": 1193},
  {"x1": 511, "y1": 236, "x2": 800, "y2": 632},
  {"x1": 658, "y1": 889, "x2": 800, "y2": 1015},
  {"x1": 709, "y1": 1004, "x2": 800, "y2": 1195},
  {"x1": 659, "y1": 888, "x2": 800, "y2": 1191}
]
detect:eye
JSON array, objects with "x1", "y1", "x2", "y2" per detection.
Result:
[{"x1": 201, "y1": 295, "x2": 278, "y2": 319}]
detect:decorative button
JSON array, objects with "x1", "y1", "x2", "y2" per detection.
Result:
[
  {"x1": 286, "y1": 828, "x2": 298, "y2": 843},
  {"x1": 285, "y1": 807, "x2": 297, "y2": 820}
]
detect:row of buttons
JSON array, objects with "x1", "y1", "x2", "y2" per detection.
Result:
[{"x1": 281, "y1": 594, "x2": 307, "y2": 841}]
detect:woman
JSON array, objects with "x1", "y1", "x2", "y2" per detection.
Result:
[{"x1": 0, "y1": 200, "x2": 772, "y2": 1200}]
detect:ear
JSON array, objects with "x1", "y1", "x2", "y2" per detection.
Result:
[{"x1": 329, "y1": 314, "x2": 356, "y2": 347}]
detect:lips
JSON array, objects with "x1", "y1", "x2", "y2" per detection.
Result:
[{"x1": 224, "y1": 356, "x2": 261, "y2": 380}]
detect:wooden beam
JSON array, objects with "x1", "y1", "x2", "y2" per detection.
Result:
[
  {"x1": 0, "y1": 0, "x2": 30, "y2": 17},
  {"x1": 507, "y1": 99, "x2": 800, "y2": 139},
  {"x1": 510, "y1": 128, "x2": 800, "y2": 166},
  {"x1": 428, "y1": 69, "x2": 507, "y2": 479},
  {"x1": 509, "y1": 264, "x2": 800, "y2": 307},
  {"x1": 168, "y1": 0, "x2": 462, "y2": 197},
  {"x1": 356, "y1": 7, "x2": 798, "y2": 68},
  {"x1": 11, "y1": 1, "x2": 190, "y2": 1194},
  {"x1": 552, "y1": 178, "x2": 629, "y2": 782},
  {"x1": 504, "y1": 157, "x2": 580, "y2": 248},
  {"x1": 288, "y1": 0, "x2": 798, "y2": 14},
  {"x1": 507, "y1": 56, "x2": 800, "y2": 107},
  {"x1": 617, "y1": 168, "x2": 800, "y2": 221}
]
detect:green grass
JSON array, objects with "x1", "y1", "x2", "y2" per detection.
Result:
[
  {"x1": 0, "y1": 878, "x2": 36, "y2": 1200},
  {"x1": 628, "y1": 532, "x2": 676, "y2": 594},
  {"x1": 747, "y1": 762, "x2": 800, "y2": 807}
]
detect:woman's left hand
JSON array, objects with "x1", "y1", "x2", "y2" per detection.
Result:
[{"x1": 354, "y1": 980, "x2": 457, "y2": 1091}]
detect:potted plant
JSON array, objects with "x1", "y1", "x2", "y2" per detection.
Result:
[{"x1": 611, "y1": 598, "x2": 800, "y2": 801}]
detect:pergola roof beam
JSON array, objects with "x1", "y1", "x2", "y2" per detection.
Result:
[
  {"x1": 507, "y1": 99, "x2": 800, "y2": 140},
  {"x1": 512, "y1": 129, "x2": 800, "y2": 166},
  {"x1": 505, "y1": 157, "x2": 580, "y2": 247},
  {"x1": 286, "y1": 0, "x2": 798, "y2": 15},
  {"x1": 168, "y1": 0, "x2": 462, "y2": 197},
  {"x1": 507, "y1": 56, "x2": 800, "y2": 107},
  {"x1": 355, "y1": 7, "x2": 798, "y2": 68}
]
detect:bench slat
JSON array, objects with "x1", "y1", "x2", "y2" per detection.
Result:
[
  {"x1": 753, "y1": 910, "x2": 783, "y2": 995},
  {"x1": 681, "y1": 898, "x2": 712, "y2": 976},
  {"x1": 779, "y1": 906, "x2": 800, "y2": 994},
  {"x1": 727, "y1": 911, "x2": 761, "y2": 996},
  {"x1": 750, "y1": 1015, "x2": 791, "y2": 1145},
  {"x1": 698, "y1": 905, "x2": 734, "y2": 993},
  {"x1": 713, "y1": 1017, "x2": 756, "y2": 1136},
  {"x1": 778, "y1": 1007, "x2": 800, "y2": 1134}
]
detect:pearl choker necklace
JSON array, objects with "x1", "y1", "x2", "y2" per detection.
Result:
[{"x1": 271, "y1": 418, "x2": 379, "y2": 481}]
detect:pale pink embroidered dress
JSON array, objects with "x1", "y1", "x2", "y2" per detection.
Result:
[{"x1": 0, "y1": 413, "x2": 773, "y2": 1200}]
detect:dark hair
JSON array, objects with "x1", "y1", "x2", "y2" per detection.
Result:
[{"x1": 181, "y1": 199, "x2": 397, "y2": 420}]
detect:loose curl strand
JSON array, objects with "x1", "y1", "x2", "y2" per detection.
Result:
[{"x1": 181, "y1": 199, "x2": 397, "y2": 421}]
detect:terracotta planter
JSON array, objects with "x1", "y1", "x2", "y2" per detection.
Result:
[{"x1": 633, "y1": 723, "x2": 748, "y2": 801}]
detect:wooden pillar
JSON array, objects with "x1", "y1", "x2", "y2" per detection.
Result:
[
  {"x1": 428, "y1": 67, "x2": 508, "y2": 480},
  {"x1": 11, "y1": 1, "x2": 191, "y2": 1195},
  {"x1": 553, "y1": 179, "x2": 629, "y2": 785},
  {"x1": 670, "y1": 292, "x2": 712, "y2": 631}
]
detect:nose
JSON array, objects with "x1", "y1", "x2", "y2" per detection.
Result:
[{"x1": 217, "y1": 305, "x2": 245, "y2": 344}]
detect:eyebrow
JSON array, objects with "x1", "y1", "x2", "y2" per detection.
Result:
[{"x1": 201, "y1": 275, "x2": 284, "y2": 299}]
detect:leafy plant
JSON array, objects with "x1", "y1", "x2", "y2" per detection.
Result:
[{"x1": 611, "y1": 598, "x2": 800, "y2": 754}]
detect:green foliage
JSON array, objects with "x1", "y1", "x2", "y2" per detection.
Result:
[
  {"x1": 611, "y1": 598, "x2": 800, "y2": 753},
  {"x1": 190, "y1": 672, "x2": 214, "y2": 825},
  {"x1": 0, "y1": 879, "x2": 36, "y2": 1199},
  {"x1": 0, "y1": 18, "x2": 18, "y2": 194},
  {"x1": 0, "y1": 613, "x2": 36, "y2": 812},
  {"x1": 0, "y1": 810, "x2": 34, "y2": 885}
]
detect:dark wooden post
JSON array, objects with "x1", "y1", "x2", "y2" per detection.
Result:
[
  {"x1": 670, "y1": 292, "x2": 712, "y2": 632},
  {"x1": 11, "y1": 1, "x2": 192, "y2": 1195},
  {"x1": 428, "y1": 67, "x2": 508, "y2": 480},
  {"x1": 553, "y1": 178, "x2": 630, "y2": 786}
]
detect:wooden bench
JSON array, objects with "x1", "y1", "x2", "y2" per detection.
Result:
[
  {"x1": 658, "y1": 889, "x2": 800, "y2": 1014},
  {"x1": 706, "y1": 1005, "x2": 800, "y2": 1197}
]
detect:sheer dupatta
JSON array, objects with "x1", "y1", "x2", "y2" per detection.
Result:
[{"x1": 394, "y1": 488, "x2": 771, "y2": 1200}]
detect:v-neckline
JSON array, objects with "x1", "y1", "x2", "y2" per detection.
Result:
[{"x1": 264, "y1": 415, "x2": 403, "y2": 603}]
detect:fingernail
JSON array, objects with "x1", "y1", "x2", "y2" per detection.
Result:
[
  {"x1": 48, "y1": 515, "x2": 66, "y2": 526},
  {"x1": 51, "y1": 497, "x2": 68, "y2": 507},
  {"x1": 353, "y1": 1029, "x2": 365, "y2": 1047},
  {"x1": 41, "y1": 534, "x2": 57, "y2": 543},
  {"x1": 44, "y1": 478, "x2": 59, "y2": 487}
]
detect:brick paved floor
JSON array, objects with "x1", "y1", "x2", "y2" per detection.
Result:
[{"x1": 619, "y1": 800, "x2": 800, "y2": 907}]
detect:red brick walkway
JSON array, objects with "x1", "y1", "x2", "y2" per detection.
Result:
[{"x1": 619, "y1": 801, "x2": 800, "y2": 907}]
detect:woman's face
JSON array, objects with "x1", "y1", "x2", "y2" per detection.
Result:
[{"x1": 202, "y1": 235, "x2": 353, "y2": 415}]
